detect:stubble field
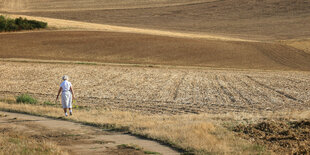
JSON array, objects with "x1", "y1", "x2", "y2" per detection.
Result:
[{"x1": 1, "y1": 61, "x2": 309, "y2": 115}]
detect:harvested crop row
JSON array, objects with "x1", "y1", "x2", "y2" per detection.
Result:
[{"x1": 0, "y1": 61, "x2": 309, "y2": 114}]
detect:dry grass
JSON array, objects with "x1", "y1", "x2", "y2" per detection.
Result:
[
  {"x1": 0, "y1": 101, "x2": 270, "y2": 154},
  {"x1": 0, "y1": 126, "x2": 67, "y2": 155},
  {"x1": 282, "y1": 39, "x2": 310, "y2": 54}
]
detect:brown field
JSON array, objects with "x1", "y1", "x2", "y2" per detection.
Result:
[
  {"x1": 1, "y1": 31, "x2": 310, "y2": 71},
  {"x1": 1, "y1": 0, "x2": 310, "y2": 72},
  {"x1": 1, "y1": 61, "x2": 309, "y2": 115},
  {"x1": 0, "y1": 0, "x2": 214, "y2": 12},
  {"x1": 2, "y1": 0, "x2": 310, "y2": 41},
  {"x1": 1, "y1": 0, "x2": 310, "y2": 154}
]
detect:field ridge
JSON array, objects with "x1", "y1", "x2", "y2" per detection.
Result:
[{"x1": 1, "y1": 14, "x2": 255, "y2": 42}]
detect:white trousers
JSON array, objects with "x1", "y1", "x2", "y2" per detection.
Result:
[{"x1": 61, "y1": 91, "x2": 72, "y2": 108}]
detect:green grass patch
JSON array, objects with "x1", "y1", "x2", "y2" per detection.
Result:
[
  {"x1": 76, "y1": 62, "x2": 97, "y2": 65},
  {"x1": 8, "y1": 138, "x2": 20, "y2": 144},
  {"x1": 0, "y1": 15, "x2": 47, "y2": 32},
  {"x1": 16, "y1": 94, "x2": 37, "y2": 104},
  {"x1": 43, "y1": 101, "x2": 56, "y2": 106},
  {"x1": 144, "y1": 150, "x2": 161, "y2": 154}
]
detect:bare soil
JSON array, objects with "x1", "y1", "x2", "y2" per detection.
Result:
[
  {"x1": 233, "y1": 119, "x2": 310, "y2": 154},
  {"x1": 0, "y1": 0, "x2": 214, "y2": 12},
  {"x1": 3, "y1": 0, "x2": 310, "y2": 41},
  {"x1": 1, "y1": 31, "x2": 310, "y2": 71},
  {"x1": 0, "y1": 111, "x2": 179, "y2": 155}
]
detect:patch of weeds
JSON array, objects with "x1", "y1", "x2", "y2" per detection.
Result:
[
  {"x1": 144, "y1": 150, "x2": 161, "y2": 154},
  {"x1": 118, "y1": 144, "x2": 161, "y2": 154},
  {"x1": 63, "y1": 134, "x2": 81, "y2": 137},
  {"x1": 181, "y1": 152, "x2": 196, "y2": 155},
  {"x1": 8, "y1": 138, "x2": 20, "y2": 144},
  {"x1": 117, "y1": 144, "x2": 142, "y2": 150},
  {"x1": 90, "y1": 147, "x2": 101, "y2": 150},
  {"x1": 222, "y1": 121, "x2": 240, "y2": 131},
  {"x1": 0, "y1": 113, "x2": 7, "y2": 117},
  {"x1": 76, "y1": 62, "x2": 97, "y2": 65},
  {"x1": 94, "y1": 140, "x2": 115, "y2": 144},
  {"x1": 72, "y1": 105, "x2": 80, "y2": 109},
  {"x1": 0, "y1": 98, "x2": 16, "y2": 104},
  {"x1": 33, "y1": 147, "x2": 48, "y2": 153},
  {"x1": 72, "y1": 105, "x2": 88, "y2": 110},
  {"x1": 43, "y1": 101, "x2": 56, "y2": 106},
  {"x1": 16, "y1": 94, "x2": 37, "y2": 104},
  {"x1": 242, "y1": 144, "x2": 265, "y2": 154}
]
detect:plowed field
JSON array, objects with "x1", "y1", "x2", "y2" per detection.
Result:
[{"x1": 1, "y1": 31, "x2": 310, "y2": 71}]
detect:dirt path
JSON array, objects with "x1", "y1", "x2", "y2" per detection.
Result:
[
  {"x1": 1, "y1": 14, "x2": 254, "y2": 42},
  {"x1": 0, "y1": 111, "x2": 179, "y2": 155}
]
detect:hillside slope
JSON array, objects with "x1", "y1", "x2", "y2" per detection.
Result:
[
  {"x1": 3, "y1": 0, "x2": 309, "y2": 40},
  {"x1": 1, "y1": 31, "x2": 310, "y2": 71}
]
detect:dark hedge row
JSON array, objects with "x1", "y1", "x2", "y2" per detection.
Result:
[{"x1": 0, "y1": 15, "x2": 47, "y2": 32}]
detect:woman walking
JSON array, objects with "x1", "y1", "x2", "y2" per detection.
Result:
[{"x1": 56, "y1": 75, "x2": 75, "y2": 117}]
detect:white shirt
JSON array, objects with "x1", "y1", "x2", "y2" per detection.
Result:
[{"x1": 60, "y1": 80, "x2": 72, "y2": 92}]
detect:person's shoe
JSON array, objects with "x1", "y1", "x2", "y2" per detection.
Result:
[{"x1": 65, "y1": 113, "x2": 68, "y2": 117}]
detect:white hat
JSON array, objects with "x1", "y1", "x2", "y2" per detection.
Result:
[{"x1": 62, "y1": 75, "x2": 69, "y2": 81}]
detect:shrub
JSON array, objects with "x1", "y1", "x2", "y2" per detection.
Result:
[
  {"x1": 0, "y1": 16, "x2": 5, "y2": 30},
  {"x1": 5, "y1": 18, "x2": 18, "y2": 31},
  {"x1": 16, "y1": 94, "x2": 37, "y2": 104},
  {"x1": 28, "y1": 19, "x2": 47, "y2": 29},
  {"x1": 0, "y1": 15, "x2": 47, "y2": 32}
]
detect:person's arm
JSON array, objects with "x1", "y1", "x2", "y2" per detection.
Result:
[
  {"x1": 56, "y1": 87, "x2": 62, "y2": 101},
  {"x1": 70, "y1": 86, "x2": 75, "y2": 99}
]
